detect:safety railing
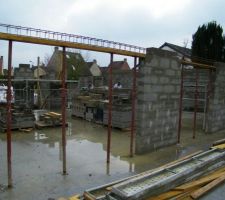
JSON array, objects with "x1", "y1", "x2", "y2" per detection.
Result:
[{"x1": 0, "y1": 23, "x2": 146, "y2": 54}]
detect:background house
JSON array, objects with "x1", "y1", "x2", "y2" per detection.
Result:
[
  {"x1": 47, "y1": 47, "x2": 90, "y2": 80},
  {"x1": 160, "y1": 42, "x2": 192, "y2": 60},
  {"x1": 101, "y1": 58, "x2": 132, "y2": 88}
]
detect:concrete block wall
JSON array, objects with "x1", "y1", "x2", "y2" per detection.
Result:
[
  {"x1": 206, "y1": 62, "x2": 225, "y2": 133},
  {"x1": 136, "y1": 48, "x2": 180, "y2": 154},
  {"x1": 183, "y1": 68, "x2": 209, "y2": 111}
]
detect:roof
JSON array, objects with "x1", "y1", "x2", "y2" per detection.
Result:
[
  {"x1": 86, "y1": 60, "x2": 98, "y2": 69},
  {"x1": 108, "y1": 59, "x2": 130, "y2": 70},
  {"x1": 47, "y1": 47, "x2": 91, "y2": 78},
  {"x1": 160, "y1": 42, "x2": 192, "y2": 58}
]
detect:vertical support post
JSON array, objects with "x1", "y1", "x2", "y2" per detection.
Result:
[
  {"x1": 177, "y1": 64, "x2": 184, "y2": 143},
  {"x1": 26, "y1": 79, "x2": 28, "y2": 105},
  {"x1": 193, "y1": 68, "x2": 199, "y2": 139},
  {"x1": 7, "y1": 40, "x2": 13, "y2": 188},
  {"x1": 130, "y1": 57, "x2": 137, "y2": 157},
  {"x1": 107, "y1": 53, "x2": 113, "y2": 163},
  {"x1": 204, "y1": 69, "x2": 212, "y2": 131},
  {"x1": 61, "y1": 46, "x2": 67, "y2": 174}
]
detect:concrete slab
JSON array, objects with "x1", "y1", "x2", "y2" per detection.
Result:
[{"x1": 0, "y1": 112, "x2": 225, "y2": 200}]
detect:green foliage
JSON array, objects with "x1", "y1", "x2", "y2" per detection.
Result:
[
  {"x1": 192, "y1": 21, "x2": 225, "y2": 63},
  {"x1": 66, "y1": 53, "x2": 90, "y2": 80}
]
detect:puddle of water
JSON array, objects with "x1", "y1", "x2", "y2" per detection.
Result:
[{"x1": 0, "y1": 113, "x2": 225, "y2": 200}]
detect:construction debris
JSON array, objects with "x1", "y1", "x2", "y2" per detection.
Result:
[{"x1": 82, "y1": 142, "x2": 225, "y2": 200}]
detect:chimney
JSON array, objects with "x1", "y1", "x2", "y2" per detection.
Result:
[
  {"x1": 0, "y1": 56, "x2": 3, "y2": 75},
  {"x1": 124, "y1": 58, "x2": 127, "y2": 62},
  {"x1": 37, "y1": 56, "x2": 40, "y2": 66}
]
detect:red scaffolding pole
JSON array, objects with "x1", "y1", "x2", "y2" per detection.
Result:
[
  {"x1": 107, "y1": 53, "x2": 113, "y2": 163},
  {"x1": 177, "y1": 64, "x2": 184, "y2": 143},
  {"x1": 130, "y1": 57, "x2": 137, "y2": 157},
  {"x1": 61, "y1": 46, "x2": 67, "y2": 174},
  {"x1": 7, "y1": 40, "x2": 13, "y2": 187},
  {"x1": 193, "y1": 68, "x2": 199, "y2": 139}
]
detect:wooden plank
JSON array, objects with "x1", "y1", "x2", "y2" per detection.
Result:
[
  {"x1": 174, "y1": 169, "x2": 225, "y2": 191},
  {"x1": 147, "y1": 190, "x2": 182, "y2": 200},
  {"x1": 172, "y1": 186, "x2": 200, "y2": 200},
  {"x1": 49, "y1": 112, "x2": 61, "y2": 116},
  {"x1": 19, "y1": 128, "x2": 33, "y2": 132},
  {"x1": 213, "y1": 138, "x2": 225, "y2": 146},
  {"x1": 68, "y1": 194, "x2": 80, "y2": 200},
  {"x1": 83, "y1": 191, "x2": 96, "y2": 200},
  {"x1": 191, "y1": 174, "x2": 225, "y2": 199},
  {"x1": 211, "y1": 143, "x2": 225, "y2": 150}
]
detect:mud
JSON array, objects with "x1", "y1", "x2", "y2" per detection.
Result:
[{"x1": 0, "y1": 111, "x2": 224, "y2": 200}]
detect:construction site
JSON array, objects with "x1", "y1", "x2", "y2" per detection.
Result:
[{"x1": 0, "y1": 23, "x2": 225, "y2": 200}]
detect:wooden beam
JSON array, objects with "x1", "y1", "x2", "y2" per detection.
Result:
[
  {"x1": 191, "y1": 174, "x2": 225, "y2": 199},
  {"x1": 174, "y1": 170, "x2": 225, "y2": 191},
  {"x1": 181, "y1": 60, "x2": 215, "y2": 69}
]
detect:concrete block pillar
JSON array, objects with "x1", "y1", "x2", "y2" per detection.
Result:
[
  {"x1": 136, "y1": 48, "x2": 181, "y2": 154},
  {"x1": 206, "y1": 62, "x2": 225, "y2": 133}
]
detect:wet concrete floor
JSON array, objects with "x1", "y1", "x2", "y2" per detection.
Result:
[{"x1": 0, "y1": 111, "x2": 225, "y2": 200}]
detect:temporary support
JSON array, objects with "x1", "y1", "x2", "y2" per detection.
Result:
[
  {"x1": 61, "y1": 46, "x2": 67, "y2": 174},
  {"x1": 130, "y1": 57, "x2": 137, "y2": 157},
  {"x1": 204, "y1": 69, "x2": 212, "y2": 131},
  {"x1": 107, "y1": 53, "x2": 113, "y2": 163},
  {"x1": 193, "y1": 68, "x2": 199, "y2": 139},
  {"x1": 7, "y1": 40, "x2": 13, "y2": 187},
  {"x1": 177, "y1": 64, "x2": 184, "y2": 143}
]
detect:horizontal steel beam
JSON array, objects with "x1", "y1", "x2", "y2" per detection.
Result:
[{"x1": 0, "y1": 33, "x2": 146, "y2": 58}]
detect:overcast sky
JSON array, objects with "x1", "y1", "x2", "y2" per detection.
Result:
[{"x1": 0, "y1": 0, "x2": 225, "y2": 68}]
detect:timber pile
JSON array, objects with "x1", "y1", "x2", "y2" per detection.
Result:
[
  {"x1": 0, "y1": 106, "x2": 35, "y2": 132},
  {"x1": 148, "y1": 166, "x2": 225, "y2": 199},
  {"x1": 35, "y1": 111, "x2": 64, "y2": 128},
  {"x1": 80, "y1": 140, "x2": 225, "y2": 200}
]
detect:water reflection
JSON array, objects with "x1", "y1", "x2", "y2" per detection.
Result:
[{"x1": 34, "y1": 132, "x2": 48, "y2": 140}]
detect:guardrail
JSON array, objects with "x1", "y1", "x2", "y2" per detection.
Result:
[{"x1": 0, "y1": 23, "x2": 146, "y2": 54}]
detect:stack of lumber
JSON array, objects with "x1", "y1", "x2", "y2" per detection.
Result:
[
  {"x1": 148, "y1": 141, "x2": 225, "y2": 200},
  {"x1": 35, "y1": 111, "x2": 63, "y2": 128},
  {"x1": 148, "y1": 166, "x2": 225, "y2": 200},
  {"x1": 81, "y1": 140, "x2": 225, "y2": 200}
]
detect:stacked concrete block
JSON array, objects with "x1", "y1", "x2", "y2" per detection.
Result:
[
  {"x1": 71, "y1": 101, "x2": 86, "y2": 118},
  {"x1": 136, "y1": 48, "x2": 180, "y2": 154},
  {"x1": 206, "y1": 62, "x2": 225, "y2": 133},
  {"x1": 103, "y1": 106, "x2": 132, "y2": 129},
  {"x1": 0, "y1": 106, "x2": 35, "y2": 132}
]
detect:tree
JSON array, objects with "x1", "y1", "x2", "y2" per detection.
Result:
[{"x1": 192, "y1": 21, "x2": 225, "y2": 63}]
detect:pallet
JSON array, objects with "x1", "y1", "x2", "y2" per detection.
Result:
[
  {"x1": 35, "y1": 121, "x2": 68, "y2": 129},
  {"x1": 0, "y1": 126, "x2": 34, "y2": 133},
  {"x1": 19, "y1": 128, "x2": 33, "y2": 133}
]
